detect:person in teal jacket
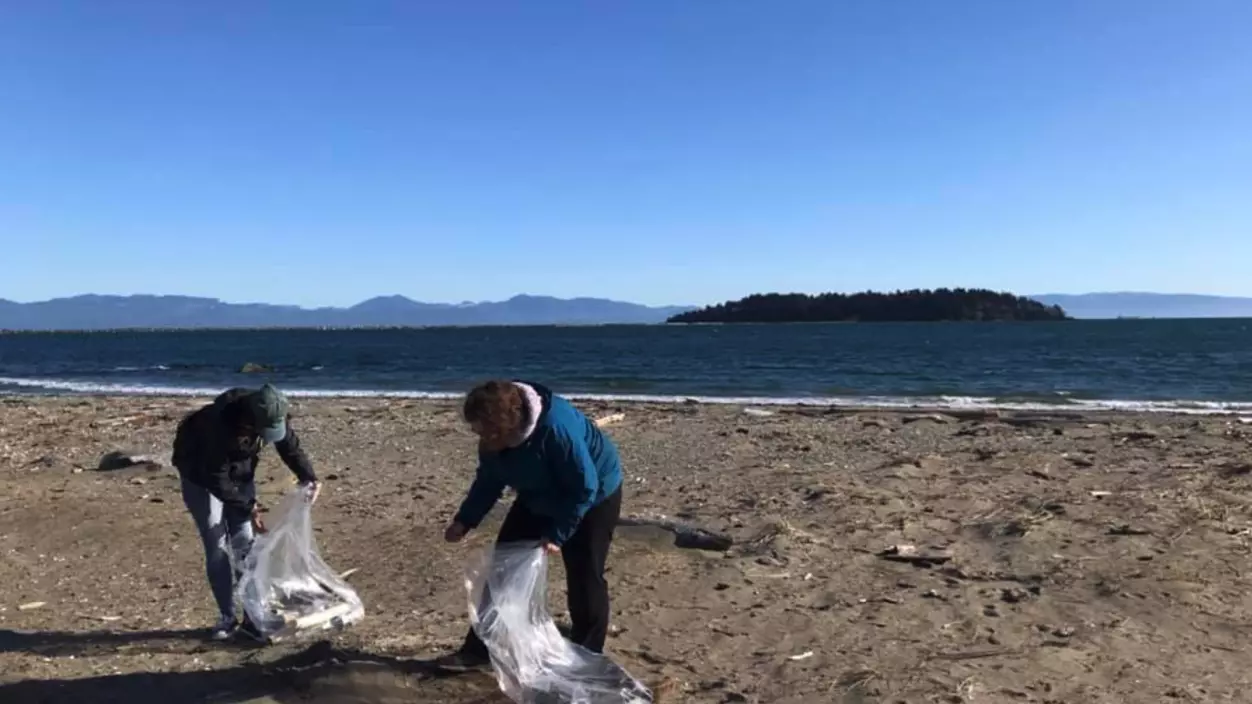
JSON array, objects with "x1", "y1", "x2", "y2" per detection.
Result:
[{"x1": 439, "y1": 379, "x2": 625, "y2": 669}]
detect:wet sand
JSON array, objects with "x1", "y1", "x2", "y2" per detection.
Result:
[{"x1": 2, "y1": 395, "x2": 1251, "y2": 702}]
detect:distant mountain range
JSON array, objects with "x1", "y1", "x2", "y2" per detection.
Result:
[
  {"x1": 1031, "y1": 293, "x2": 1252, "y2": 319},
  {"x1": 2, "y1": 291, "x2": 1247, "y2": 330},
  {"x1": 0, "y1": 294, "x2": 695, "y2": 331}
]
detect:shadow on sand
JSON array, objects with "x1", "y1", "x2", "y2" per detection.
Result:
[
  {"x1": 0, "y1": 626, "x2": 258, "y2": 658},
  {"x1": 0, "y1": 634, "x2": 507, "y2": 704}
]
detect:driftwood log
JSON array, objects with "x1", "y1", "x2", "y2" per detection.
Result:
[
  {"x1": 280, "y1": 602, "x2": 358, "y2": 631},
  {"x1": 96, "y1": 451, "x2": 164, "y2": 472},
  {"x1": 616, "y1": 515, "x2": 734, "y2": 552}
]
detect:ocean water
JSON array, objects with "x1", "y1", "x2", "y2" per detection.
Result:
[{"x1": 0, "y1": 320, "x2": 1250, "y2": 413}]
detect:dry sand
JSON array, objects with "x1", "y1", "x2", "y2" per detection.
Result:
[{"x1": 1, "y1": 395, "x2": 1251, "y2": 703}]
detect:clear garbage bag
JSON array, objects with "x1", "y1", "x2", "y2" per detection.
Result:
[
  {"x1": 238, "y1": 486, "x2": 364, "y2": 641},
  {"x1": 466, "y1": 542, "x2": 653, "y2": 704}
]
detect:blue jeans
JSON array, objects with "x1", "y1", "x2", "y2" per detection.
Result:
[{"x1": 180, "y1": 478, "x2": 255, "y2": 621}]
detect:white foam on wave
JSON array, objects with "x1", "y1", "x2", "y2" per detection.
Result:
[
  {"x1": 1, "y1": 375, "x2": 1250, "y2": 415},
  {"x1": 0, "y1": 376, "x2": 460, "y2": 400}
]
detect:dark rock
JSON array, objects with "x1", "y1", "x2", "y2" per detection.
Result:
[
  {"x1": 240, "y1": 362, "x2": 270, "y2": 374},
  {"x1": 1108, "y1": 524, "x2": 1151, "y2": 536},
  {"x1": 1220, "y1": 462, "x2": 1252, "y2": 478},
  {"x1": 1001, "y1": 588, "x2": 1031, "y2": 604}
]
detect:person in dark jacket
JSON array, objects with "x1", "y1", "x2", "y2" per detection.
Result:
[
  {"x1": 172, "y1": 384, "x2": 320, "y2": 641},
  {"x1": 438, "y1": 380, "x2": 625, "y2": 669}
]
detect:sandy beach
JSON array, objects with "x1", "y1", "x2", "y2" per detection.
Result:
[{"x1": 1, "y1": 395, "x2": 1251, "y2": 703}]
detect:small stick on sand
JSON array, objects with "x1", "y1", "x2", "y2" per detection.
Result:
[{"x1": 595, "y1": 413, "x2": 626, "y2": 428}]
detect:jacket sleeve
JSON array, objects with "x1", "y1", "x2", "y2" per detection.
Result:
[
  {"x1": 454, "y1": 455, "x2": 506, "y2": 529},
  {"x1": 171, "y1": 416, "x2": 197, "y2": 472},
  {"x1": 274, "y1": 419, "x2": 317, "y2": 483},
  {"x1": 544, "y1": 425, "x2": 600, "y2": 546}
]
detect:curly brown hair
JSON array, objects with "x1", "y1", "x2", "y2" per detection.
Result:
[{"x1": 463, "y1": 380, "x2": 525, "y2": 447}]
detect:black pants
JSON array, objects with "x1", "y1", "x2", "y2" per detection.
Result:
[{"x1": 463, "y1": 487, "x2": 623, "y2": 657}]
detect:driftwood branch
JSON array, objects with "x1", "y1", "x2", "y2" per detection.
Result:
[
  {"x1": 617, "y1": 515, "x2": 734, "y2": 552},
  {"x1": 594, "y1": 413, "x2": 626, "y2": 428},
  {"x1": 286, "y1": 602, "x2": 357, "y2": 631}
]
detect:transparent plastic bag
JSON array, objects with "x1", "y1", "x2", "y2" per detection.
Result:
[
  {"x1": 466, "y1": 542, "x2": 653, "y2": 704},
  {"x1": 238, "y1": 486, "x2": 364, "y2": 641}
]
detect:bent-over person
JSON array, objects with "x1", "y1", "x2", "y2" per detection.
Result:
[{"x1": 172, "y1": 384, "x2": 320, "y2": 641}]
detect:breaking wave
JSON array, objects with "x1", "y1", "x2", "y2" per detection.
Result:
[{"x1": 1, "y1": 376, "x2": 1250, "y2": 415}]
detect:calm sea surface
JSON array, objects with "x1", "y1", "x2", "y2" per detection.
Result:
[{"x1": 1, "y1": 321, "x2": 1250, "y2": 412}]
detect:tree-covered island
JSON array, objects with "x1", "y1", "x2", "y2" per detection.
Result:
[{"x1": 668, "y1": 288, "x2": 1070, "y2": 323}]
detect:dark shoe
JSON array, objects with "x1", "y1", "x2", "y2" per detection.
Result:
[
  {"x1": 432, "y1": 648, "x2": 491, "y2": 672},
  {"x1": 209, "y1": 616, "x2": 237, "y2": 641},
  {"x1": 235, "y1": 616, "x2": 268, "y2": 644}
]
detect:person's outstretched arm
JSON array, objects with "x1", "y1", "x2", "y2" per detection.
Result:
[
  {"x1": 274, "y1": 419, "x2": 317, "y2": 484},
  {"x1": 453, "y1": 454, "x2": 506, "y2": 532}
]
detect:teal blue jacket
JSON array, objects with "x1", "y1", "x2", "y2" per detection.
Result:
[{"x1": 454, "y1": 382, "x2": 623, "y2": 546}]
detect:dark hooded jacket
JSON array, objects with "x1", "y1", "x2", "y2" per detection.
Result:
[{"x1": 172, "y1": 387, "x2": 316, "y2": 515}]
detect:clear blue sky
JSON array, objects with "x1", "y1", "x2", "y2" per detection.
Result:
[{"x1": 2, "y1": 1, "x2": 1249, "y2": 307}]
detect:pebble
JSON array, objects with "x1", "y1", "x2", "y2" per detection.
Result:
[{"x1": 1001, "y1": 588, "x2": 1031, "y2": 604}]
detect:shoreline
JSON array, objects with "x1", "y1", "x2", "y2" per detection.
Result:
[
  {"x1": 2, "y1": 378, "x2": 1251, "y2": 416},
  {"x1": 3, "y1": 390, "x2": 1251, "y2": 422}
]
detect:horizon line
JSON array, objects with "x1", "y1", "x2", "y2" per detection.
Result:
[{"x1": 3, "y1": 289, "x2": 1252, "y2": 310}]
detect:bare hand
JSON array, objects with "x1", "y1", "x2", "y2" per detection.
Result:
[
  {"x1": 251, "y1": 506, "x2": 268, "y2": 535},
  {"x1": 302, "y1": 480, "x2": 322, "y2": 504},
  {"x1": 444, "y1": 521, "x2": 469, "y2": 543},
  {"x1": 541, "y1": 541, "x2": 561, "y2": 555}
]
